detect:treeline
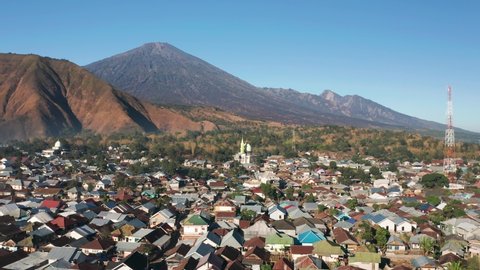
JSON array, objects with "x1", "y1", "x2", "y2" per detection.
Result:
[{"x1": 2, "y1": 125, "x2": 480, "y2": 167}]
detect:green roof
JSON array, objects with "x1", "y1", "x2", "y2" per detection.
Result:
[
  {"x1": 266, "y1": 232, "x2": 294, "y2": 245},
  {"x1": 183, "y1": 215, "x2": 208, "y2": 226},
  {"x1": 17, "y1": 236, "x2": 34, "y2": 247},
  {"x1": 313, "y1": 240, "x2": 344, "y2": 256},
  {"x1": 349, "y1": 252, "x2": 381, "y2": 263}
]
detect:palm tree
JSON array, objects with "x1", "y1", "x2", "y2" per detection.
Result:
[
  {"x1": 419, "y1": 237, "x2": 435, "y2": 256},
  {"x1": 447, "y1": 261, "x2": 464, "y2": 270}
]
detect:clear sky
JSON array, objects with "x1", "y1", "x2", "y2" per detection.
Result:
[{"x1": 1, "y1": 1, "x2": 479, "y2": 132}]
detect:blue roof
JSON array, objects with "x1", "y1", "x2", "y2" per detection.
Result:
[
  {"x1": 370, "y1": 214, "x2": 386, "y2": 224},
  {"x1": 335, "y1": 212, "x2": 351, "y2": 221},
  {"x1": 298, "y1": 230, "x2": 326, "y2": 244},
  {"x1": 418, "y1": 204, "x2": 431, "y2": 211},
  {"x1": 104, "y1": 201, "x2": 117, "y2": 209},
  {"x1": 346, "y1": 218, "x2": 357, "y2": 224}
]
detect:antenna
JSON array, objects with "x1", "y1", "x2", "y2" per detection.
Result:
[
  {"x1": 292, "y1": 129, "x2": 296, "y2": 151},
  {"x1": 443, "y1": 86, "x2": 456, "y2": 176}
]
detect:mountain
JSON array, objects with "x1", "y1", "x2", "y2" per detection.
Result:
[
  {"x1": 86, "y1": 42, "x2": 479, "y2": 140},
  {"x1": 0, "y1": 53, "x2": 222, "y2": 141}
]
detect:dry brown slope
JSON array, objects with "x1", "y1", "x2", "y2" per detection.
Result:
[{"x1": 0, "y1": 53, "x2": 221, "y2": 141}]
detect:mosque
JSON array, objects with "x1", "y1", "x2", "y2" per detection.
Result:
[{"x1": 233, "y1": 137, "x2": 253, "y2": 165}]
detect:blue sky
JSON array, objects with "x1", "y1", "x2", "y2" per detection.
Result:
[{"x1": 1, "y1": 1, "x2": 479, "y2": 132}]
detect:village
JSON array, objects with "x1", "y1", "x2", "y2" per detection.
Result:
[{"x1": 0, "y1": 138, "x2": 479, "y2": 270}]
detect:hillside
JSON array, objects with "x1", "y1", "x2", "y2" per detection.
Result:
[{"x1": 0, "y1": 53, "x2": 230, "y2": 141}]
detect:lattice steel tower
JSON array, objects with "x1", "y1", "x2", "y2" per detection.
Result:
[{"x1": 443, "y1": 86, "x2": 456, "y2": 174}]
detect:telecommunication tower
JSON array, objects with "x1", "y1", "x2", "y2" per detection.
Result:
[{"x1": 443, "y1": 86, "x2": 456, "y2": 175}]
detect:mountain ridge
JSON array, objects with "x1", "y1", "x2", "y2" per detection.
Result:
[{"x1": 85, "y1": 42, "x2": 479, "y2": 141}]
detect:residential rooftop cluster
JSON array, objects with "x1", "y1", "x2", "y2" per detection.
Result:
[{"x1": 0, "y1": 140, "x2": 480, "y2": 270}]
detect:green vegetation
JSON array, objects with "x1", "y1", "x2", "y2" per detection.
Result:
[
  {"x1": 240, "y1": 209, "x2": 257, "y2": 221},
  {"x1": 421, "y1": 173, "x2": 449, "y2": 189},
  {"x1": 426, "y1": 195, "x2": 441, "y2": 207},
  {"x1": 375, "y1": 227, "x2": 390, "y2": 254}
]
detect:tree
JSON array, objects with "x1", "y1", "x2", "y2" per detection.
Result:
[
  {"x1": 305, "y1": 193, "x2": 316, "y2": 203},
  {"x1": 318, "y1": 204, "x2": 328, "y2": 212},
  {"x1": 329, "y1": 161, "x2": 337, "y2": 170},
  {"x1": 443, "y1": 200, "x2": 466, "y2": 218},
  {"x1": 260, "y1": 183, "x2": 278, "y2": 200},
  {"x1": 456, "y1": 168, "x2": 463, "y2": 180},
  {"x1": 421, "y1": 173, "x2": 449, "y2": 189},
  {"x1": 369, "y1": 166, "x2": 382, "y2": 179},
  {"x1": 428, "y1": 211, "x2": 446, "y2": 225},
  {"x1": 240, "y1": 209, "x2": 257, "y2": 221},
  {"x1": 359, "y1": 221, "x2": 375, "y2": 243},
  {"x1": 346, "y1": 199, "x2": 359, "y2": 210},
  {"x1": 419, "y1": 237, "x2": 436, "y2": 256},
  {"x1": 375, "y1": 227, "x2": 390, "y2": 254},
  {"x1": 426, "y1": 195, "x2": 441, "y2": 207},
  {"x1": 285, "y1": 187, "x2": 295, "y2": 200}
]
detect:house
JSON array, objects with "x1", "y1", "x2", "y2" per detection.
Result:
[
  {"x1": 28, "y1": 212, "x2": 54, "y2": 224},
  {"x1": 348, "y1": 251, "x2": 381, "y2": 270},
  {"x1": 67, "y1": 225, "x2": 96, "y2": 240},
  {"x1": 243, "y1": 219, "x2": 276, "y2": 240},
  {"x1": 440, "y1": 239, "x2": 467, "y2": 257},
  {"x1": 269, "y1": 205, "x2": 288, "y2": 220},
  {"x1": 199, "y1": 232, "x2": 222, "y2": 248},
  {"x1": 2, "y1": 251, "x2": 49, "y2": 269},
  {"x1": 273, "y1": 258, "x2": 294, "y2": 270},
  {"x1": 290, "y1": 245, "x2": 314, "y2": 261},
  {"x1": 333, "y1": 227, "x2": 360, "y2": 253},
  {"x1": 149, "y1": 208, "x2": 176, "y2": 228},
  {"x1": 271, "y1": 220, "x2": 296, "y2": 237},
  {"x1": 112, "y1": 251, "x2": 148, "y2": 270},
  {"x1": 47, "y1": 246, "x2": 86, "y2": 264},
  {"x1": 387, "y1": 235, "x2": 408, "y2": 252},
  {"x1": 80, "y1": 238, "x2": 115, "y2": 256},
  {"x1": 186, "y1": 242, "x2": 215, "y2": 259},
  {"x1": 265, "y1": 232, "x2": 294, "y2": 253},
  {"x1": 164, "y1": 243, "x2": 191, "y2": 267},
  {"x1": 411, "y1": 256, "x2": 439, "y2": 270},
  {"x1": 243, "y1": 237, "x2": 266, "y2": 251},
  {"x1": 312, "y1": 240, "x2": 345, "y2": 263},
  {"x1": 242, "y1": 246, "x2": 270, "y2": 270},
  {"x1": 115, "y1": 241, "x2": 142, "y2": 259},
  {"x1": 410, "y1": 234, "x2": 436, "y2": 250},
  {"x1": 295, "y1": 255, "x2": 327, "y2": 270},
  {"x1": 196, "y1": 252, "x2": 225, "y2": 270},
  {"x1": 215, "y1": 245, "x2": 243, "y2": 263},
  {"x1": 220, "y1": 229, "x2": 244, "y2": 249},
  {"x1": 297, "y1": 229, "x2": 326, "y2": 246},
  {"x1": 181, "y1": 214, "x2": 210, "y2": 239}
]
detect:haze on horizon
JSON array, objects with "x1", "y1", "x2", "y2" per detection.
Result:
[{"x1": 1, "y1": 1, "x2": 479, "y2": 132}]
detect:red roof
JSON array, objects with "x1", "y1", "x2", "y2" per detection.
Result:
[
  {"x1": 41, "y1": 199, "x2": 62, "y2": 209},
  {"x1": 215, "y1": 212, "x2": 236, "y2": 218},
  {"x1": 239, "y1": 220, "x2": 251, "y2": 229},
  {"x1": 273, "y1": 258, "x2": 294, "y2": 270},
  {"x1": 49, "y1": 216, "x2": 74, "y2": 230},
  {"x1": 210, "y1": 181, "x2": 225, "y2": 187},
  {"x1": 290, "y1": 245, "x2": 313, "y2": 254},
  {"x1": 81, "y1": 238, "x2": 115, "y2": 251},
  {"x1": 243, "y1": 237, "x2": 265, "y2": 249}
]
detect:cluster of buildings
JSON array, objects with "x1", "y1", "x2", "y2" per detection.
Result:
[{"x1": 0, "y1": 140, "x2": 479, "y2": 270}]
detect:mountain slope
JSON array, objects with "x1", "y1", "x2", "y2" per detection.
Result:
[
  {"x1": 85, "y1": 43, "x2": 385, "y2": 127},
  {"x1": 0, "y1": 53, "x2": 218, "y2": 141},
  {"x1": 85, "y1": 42, "x2": 479, "y2": 141}
]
